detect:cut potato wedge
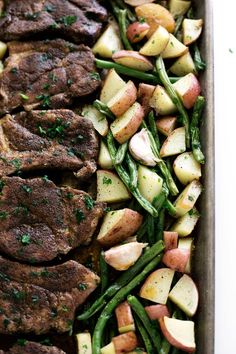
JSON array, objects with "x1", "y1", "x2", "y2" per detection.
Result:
[
  {"x1": 160, "y1": 127, "x2": 186, "y2": 158},
  {"x1": 112, "y1": 332, "x2": 138, "y2": 353},
  {"x1": 97, "y1": 208, "x2": 143, "y2": 247},
  {"x1": 150, "y1": 85, "x2": 177, "y2": 116},
  {"x1": 100, "y1": 69, "x2": 126, "y2": 104},
  {"x1": 161, "y1": 34, "x2": 188, "y2": 59},
  {"x1": 107, "y1": 81, "x2": 137, "y2": 117},
  {"x1": 115, "y1": 301, "x2": 135, "y2": 333},
  {"x1": 112, "y1": 50, "x2": 153, "y2": 71},
  {"x1": 140, "y1": 268, "x2": 175, "y2": 304},
  {"x1": 159, "y1": 317, "x2": 196, "y2": 353},
  {"x1": 104, "y1": 242, "x2": 147, "y2": 271},
  {"x1": 169, "y1": 274, "x2": 199, "y2": 316},
  {"x1": 92, "y1": 24, "x2": 123, "y2": 58},
  {"x1": 0, "y1": 41, "x2": 7, "y2": 60},
  {"x1": 156, "y1": 116, "x2": 177, "y2": 136},
  {"x1": 171, "y1": 208, "x2": 200, "y2": 237},
  {"x1": 139, "y1": 25, "x2": 170, "y2": 56},
  {"x1": 169, "y1": 51, "x2": 197, "y2": 77},
  {"x1": 178, "y1": 237, "x2": 194, "y2": 273},
  {"x1": 97, "y1": 170, "x2": 131, "y2": 204},
  {"x1": 173, "y1": 73, "x2": 201, "y2": 109},
  {"x1": 98, "y1": 141, "x2": 113, "y2": 170},
  {"x1": 138, "y1": 83, "x2": 155, "y2": 114},
  {"x1": 169, "y1": 0, "x2": 191, "y2": 18},
  {"x1": 174, "y1": 152, "x2": 201, "y2": 185},
  {"x1": 76, "y1": 333, "x2": 92, "y2": 354},
  {"x1": 111, "y1": 102, "x2": 144, "y2": 144},
  {"x1": 135, "y1": 4, "x2": 175, "y2": 34},
  {"x1": 183, "y1": 19, "x2": 203, "y2": 46},
  {"x1": 174, "y1": 180, "x2": 202, "y2": 217},
  {"x1": 145, "y1": 304, "x2": 170, "y2": 320},
  {"x1": 127, "y1": 21, "x2": 150, "y2": 43},
  {"x1": 162, "y1": 248, "x2": 190, "y2": 273},
  {"x1": 138, "y1": 165, "x2": 163, "y2": 203},
  {"x1": 164, "y1": 231, "x2": 178, "y2": 251},
  {"x1": 82, "y1": 105, "x2": 108, "y2": 137},
  {"x1": 101, "y1": 342, "x2": 115, "y2": 354}
]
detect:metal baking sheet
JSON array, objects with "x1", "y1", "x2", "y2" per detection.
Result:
[{"x1": 192, "y1": 0, "x2": 215, "y2": 353}]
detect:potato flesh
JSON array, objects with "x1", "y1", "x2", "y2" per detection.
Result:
[
  {"x1": 162, "y1": 317, "x2": 196, "y2": 350},
  {"x1": 183, "y1": 19, "x2": 203, "y2": 46},
  {"x1": 97, "y1": 171, "x2": 131, "y2": 203},
  {"x1": 107, "y1": 81, "x2": 137, "y2": 117},
  {"x1": 140, "y1": 268, "x2": 175, "y2": 304},
  {"x1": 169, "y1": 274, "x2": 199, "y2": 316},
  {"x1": 100, "y1": 69, "x2": 126, "y2": 104},
  {"x1": 173, "y1": 152, "x2": 202, "y2": 185},
  {"x1": 98, "y1": 141, "x2": 113, "y2": 170},
  {"x1": 170, "y1": 51, "x2": 197, "y2": 76},
  {"x1": 169, "y1": 0, "x2": 191, "y2": 18},
  {"x1": 171, "y1": 209, "x2": 200, "y2": 237},
  {"x1": 156, "y1": 116, "x2": 177, "y2": 136},
  {"x1": 161, "y1": 34, "x2": 188, "y2": 59},
  {"x1": 77, "y1": 333, "x2": 92, "y2": 354},
  {"x1": 92, "y1": 24, "x2": 123, "y2": 58},
  {"x1": 178, "y1": 237, "x2": 194, "y2": 273},
  {"x1": 139, "y1": 25, "x2": 170, "y2": 56},
  {"x1": 138, "y1": 165, "x2": 163, "y2": 203},
  {"x1": 101, "y1": 342, "x2": 116, "y2": 354},
  {"x1": 82, "y1": 105, "x2": 108, "y2": 137},
  {"x1": 150, "y1": 85, "x2": 177, "y2": 116},
  {"x1": 160, "y1": 127, "x2": 186, "y2": 158},
  {"x1": 174, "y1": 180, "x2": 202, "y2": 217}
]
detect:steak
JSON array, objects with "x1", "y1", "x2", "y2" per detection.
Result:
[
  {"x1": 0, "y1": 0, "x2": 107, "y2": 44},
  {"x1": 1, "y1": 341, "x2": 66, "y2": 354},
  {"x1": 0, "y1": 110, "x2": 98, "y2": 178},
  {"x1": 0, "y1": 176, "x2": 104, "y2": 263},
  {"x1": 0, "y1": 256, "x2": 99, "y2": 334},
  {"x1": 0, "y1": 39, "x2": 101, "y2": 116}
]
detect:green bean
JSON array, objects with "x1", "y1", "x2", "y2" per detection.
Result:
[
  {"x1": 171, "y1": 349, "x2": 180, "y2": 354},
  {"x1": 156, "y1": 208, "x2": 165, "y2": 242},
  {"x1": 193, "y1": 44, "x2": 206, "y2": 71},
  {"x1": 92, "y1": 254, "x2": 163, "y2": 354},
  {"x1": 174, "y1": 15, "x2": 184, "y2": 36},
  {"x1": 96, "y1": 59, "x2": 180, "y2": 85},
  {"x1": 126, "y1": 153, "x2": 138, "y2": 189},
  {"x1": 100, "y1": 252, "x2": 109, "y2": 294},
  {"x1": 156, "y1": 56, "x2": 190, "y2": 148},
  {"x1": 191, "y1": 96, "x2": 205, "y2": 164},
  {"x1": 135, "y1": 315, "x2": 155, "y2": 354},
  {"x1": 147, "y1": 214, "x2": 155, "y2": 245},
  {"x1": 148, "y1": 111, "x2": 160, "y2": 151},
  {"x1": 93, "y1": 99, "x2": 115, "y2": 120},
  {"x1": 137, "y1": 219, "x2": 148, "y2": 241},
  {"x1": 107, "y1": 131, "x2": 159, "y2": 217},
  {"x1": 117, "y1": 9, "x2": 133, "y2": 50},
  {"x1": 164, "y1": 200, "x2": 178, "y2": 218},
  {"x1": 127, "y1": 295, "x2": 162, "y2": 353},
  {"x1": 78, "y1": 240, "x2": 164, "y2": 320},
  {"x1": 115, "y1": 142, "x2": 129, "y2": 165},
  {"x1": 114, "y1": 0, "x2": 136, "y2": 22}
]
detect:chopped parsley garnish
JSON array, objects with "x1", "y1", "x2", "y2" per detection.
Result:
[
  {"x1": 20, "y1": 234, "x2": 31, "y2": 246},
  {"x1": 67, "y1": 78, "x2": 73, "y2": 86},
  {"x1": 41, "y1": 269, "x2": 50, "y2": 277},
  {"x1": 11, "y1": 158, "x2": 21, "y2": 170},
  {"x1": 104, "y1": 206, "x2": 112, "y2": 213},
  {"x1": 0, "y1": 180, "x2": 5, "y2": 193},
  {"x1": 10, "y1": 67, "x2": 18, "y2": 74},
  {"x1": 44, "y1": 4, "x2": 55, "y2": 12},
  {"x1": 62, "y1": 305, "x2": 69, "y2": 312},
  {"x1": 42, "y1": 175, "x2": 49, "y2": 182},
  {"x1": 57, "y1": 15, "x2": 77, "y2": 27},
  {"x1": 43, "y1": 83, "x2": 50, "y2": 90},
  {"x1": 103, "y1": 176, "x2": 112, "y2": 185},
  {"x1": 12, "y1": 289, "x2": 25, "y2": 301},
  {"x1": 19, "y1": 93, "x2": 29, "y2": 101},
  {"x1": 89, "y1": 72, "x2": 100, "y2": 81},
  {"x1": 38, "y1": 118, "x2": 69, "y2": 140},
  {"x1": 66, "y1": 192, "x2": 73, "y2": 200},
  {"x1": 74, "y1": 208, "x2": 85, "y2": 224},
  {"x1": 51, "y1": 308, "x2": 58, "y2": 318},
  {"x1": 41, "y1": 52, "x2": 53, "y2": 61},
  {"x1": 48, "y1": 72, "x2": 58, "y2": 83},
  {"x1": 0, "y1": 272, "x2": 10, "y2": 282},
  {"x1": 84, "y1": 195, "x2": 95, "y2": 210},
  {"x1": 0, "y1": 211, "x2": 8, "y2": 220},
  {"x1": 77, "y1": 134, "x2": 84, "y2": 143},
  {"x1": 21, "y1": 185, "x2": 32, "y2": 193},
  {"x1": 3, "y1": 319, "x2": 10, "y2": 328},
  {"x1": 67, "y1": 147, "x2": 76, "y2": 157},
  {"x1": 13, "y1": 204, "x2": 29, "y2": 216},
  {"x1": 24, "y1": 12, "x2": 39, "y2": 20},
  {"x1": 188, "y1": 195, "x2": 195, "y2": 201},
  {"x1": 31, "y1": 295, "x2": 39, "y2": 303},
  {"x1": 139, "y1": 17, "x2": 146, "y2": 24},
  {"x1": 36, "y1": 94, "x2": 51, "y2": 108},
  {"x1": 17, "y1": 339, "x2": 27, "y2": 346},
  {"x1": 78, "y1": 283, "x2": 88, "y2": 291}
]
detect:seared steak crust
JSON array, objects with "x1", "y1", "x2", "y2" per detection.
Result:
[
  {"x1": 0, "y1": 39, "x2": 101, "y2": 116},
  {"x1": 0, "y1": 0, "x2": 107, "y2": 44},
  {"x1": 0, "y1": 110, "x2": 98, "y2": 177},
  {"x1": 0, "y1": 257, "x2": 99, "y2": 334},
  {"x1": 2, "y1": 341, "x2": 66, "y2": 354},
  {"x1": 0, "y1": 177, "x2": 104, "y2": 263}
]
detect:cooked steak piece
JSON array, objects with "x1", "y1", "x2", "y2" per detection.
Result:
[
  {"x1": 0, "y1": 0, "x2": 107, "y2": 44},
  {"x1": 0, "y1": 110, "x2": 98, "y2": 178},
  {"x1": 0, "y1": 39, "x2": 101, "y2": 116},
  {"x1": 0, "y1": 256, "x2": 99, "y2": 334},
  {"x1": 0, "y1": 176, "x2": 104, "y2": 263},
  {"x1": 1, "y1": 341, "x2": 66, "y2": 354}
]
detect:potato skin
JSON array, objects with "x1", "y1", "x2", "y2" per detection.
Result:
[
  {"x1": 138, "y1": 83, "x2": 155, "y2": 114},
  {"x1": 127, "y1": 22, "x2": 150, "y2": 43},
  {"x1": 97, "y1": 208, "x2": 143, "y2": 247}
]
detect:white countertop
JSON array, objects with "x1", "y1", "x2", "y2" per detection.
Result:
[{"x1": 215, "y1": 0, "x2": 236, "y2": 352}]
